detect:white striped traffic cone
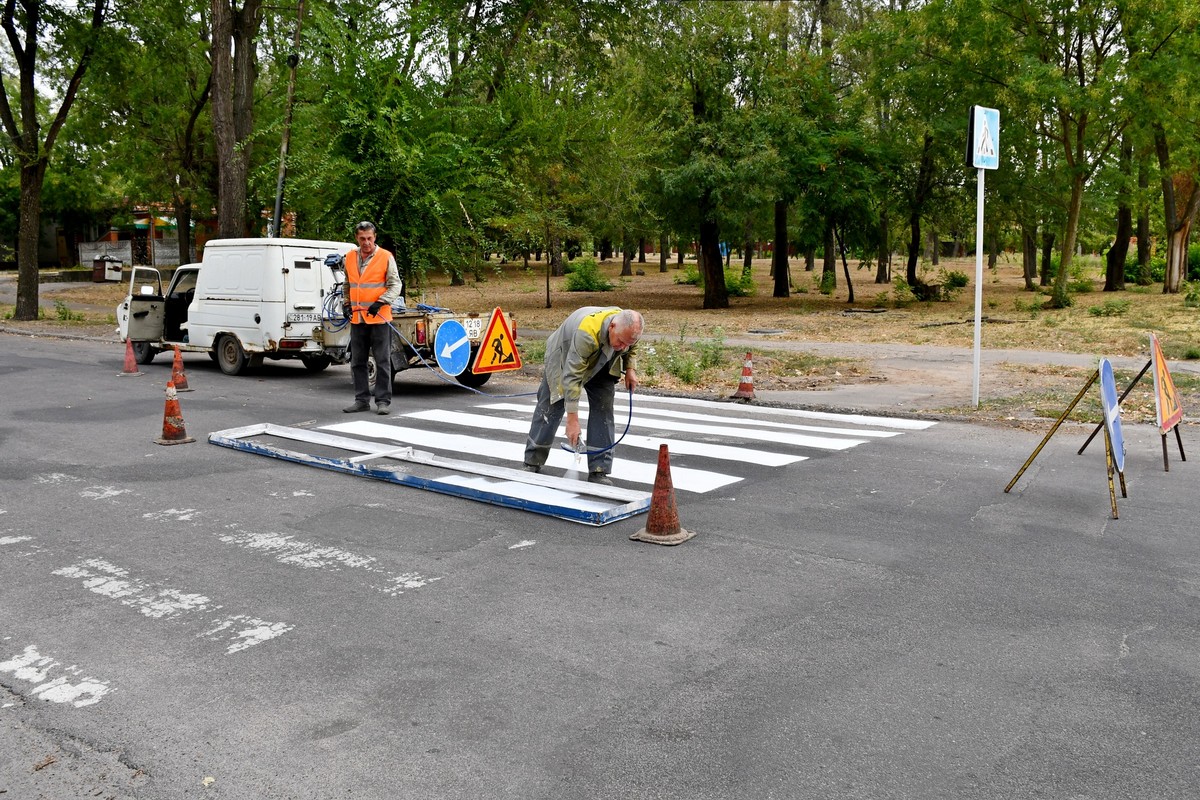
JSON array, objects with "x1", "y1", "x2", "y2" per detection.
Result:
[{"x1": 731, "y1": 351, "x2": 755, "y2": 401}]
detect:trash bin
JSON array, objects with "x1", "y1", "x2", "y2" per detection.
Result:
[
  {"x1": 104, "y1": 259, "x2": 122, "y2": 281},
  {"x1": 92, "y1": 257, "x2": 107, "y2": 282}
]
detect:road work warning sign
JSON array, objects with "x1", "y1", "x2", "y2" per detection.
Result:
[
  {"x1": 472, "y1": 307, "x2": 522, "y2": 374},
  {"x1": 1150, "y1": 333, "x2": 1184, "y2": 434}
]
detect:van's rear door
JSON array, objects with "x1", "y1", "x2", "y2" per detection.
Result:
[
  {"x1": 282, "y1": 251, "x2": 325, "y2": 327},
  {"x1": 119, "y1": 267, "x2": 166, "y2": 341}
]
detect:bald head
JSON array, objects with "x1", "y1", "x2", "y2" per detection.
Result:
[{"x1": 609, "y1": 309, "x2": 643, "y2": 351}]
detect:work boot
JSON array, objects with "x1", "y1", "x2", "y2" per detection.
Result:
[
  {"x1": 587, "y1": 472, "x2": 613, "y2": 486},
  {"x1": 343, "y1": 402, "x2": 370, "y2": 413},
  {"x1": 523, "y1": 464, "x2": 541, "y2": 473},
  {"x1": 375, "y1": 404, "x2": 391, "y2": 416}
]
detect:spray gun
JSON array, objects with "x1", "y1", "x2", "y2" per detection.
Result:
[{"x1": 562, "y1": 437, "x2": 587, "y2": 482}]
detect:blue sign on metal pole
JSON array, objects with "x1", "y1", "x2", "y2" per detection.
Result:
[
  {"x1": 433, "y1": 319, "x2": 471, "y2": 376},
  {"x1": 967, "y1": 106, "x2": 1000, "y2": 170},
  {"x1": 1099, "y1": 357, "x2": 1126, "y2": 473}
]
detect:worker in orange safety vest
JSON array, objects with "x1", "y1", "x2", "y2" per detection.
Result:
[{"x1": 342, "y1": 220, "x2": 403, "y2": 415}]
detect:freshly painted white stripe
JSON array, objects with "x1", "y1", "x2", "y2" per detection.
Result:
[
  {"x1": 0, "y1": 645, "x2": 113, "y2": 707},
  {"x1": 403, "y1": 409, "x2": 805, "y2": 466},
  {"x1": 323, "y1": 421, "x2": 741, "y2": 493},
  {"x1": 197, "y1": 615, "x2": 293, "y2": 655},
  {"x1": 478, "y1": 401, "x2": 898, "y2": 439},
  {"x1": 633, "y1": 393, "x2": 938, "y2": 430},
  {"x1": 403, "y1": 406, "x2": 864, "y2": 451},
  {"x1": 0, "y1": 535, "x2": 32, "y2": 545}
]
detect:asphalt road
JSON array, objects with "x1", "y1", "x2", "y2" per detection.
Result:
[{"x1": 2, "y1": 333, "x2": 1198, "y2": 799}]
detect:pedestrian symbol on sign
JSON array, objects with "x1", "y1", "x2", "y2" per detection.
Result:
[{"x1": 966, "y1": 105, "x2": 1000, "y2": 170}]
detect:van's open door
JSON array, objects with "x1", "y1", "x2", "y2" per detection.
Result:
[{"x1": 119, "y1": 266, "x2": 165, "y2": 341}]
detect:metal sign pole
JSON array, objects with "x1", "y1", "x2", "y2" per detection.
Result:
[{"x1": 972, "y1": 166, "x2": 985, "y2": 407}]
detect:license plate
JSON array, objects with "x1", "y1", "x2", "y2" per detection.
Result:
[
  {"x1": 463, "y1": 317, "x2": 483, "y2": 339},
  {"x1": 287, "y1": 312, "x2": 321, "y2": 323}
]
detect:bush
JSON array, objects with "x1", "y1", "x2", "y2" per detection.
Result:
[
  {"x1": 725, "y1": 269, "x2": 754, "y2": 297},
  {"x1": 563, "y1": 258, "x2": 613, "y2": 292},
  {"x1": 941, "y1": 269, "x2": 969, "y2": 289},
  {"x1": 673, "y1": 265, "x2": 702, "y2": 286},
  {"x1": 891, "y1": 277, "x2": 916, "y2": 307},
  {"x1": 1087, "y1": 298, "x2": 1130, "y2": 317}
]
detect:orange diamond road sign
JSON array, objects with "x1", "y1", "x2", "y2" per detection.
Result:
[
  {"x1": 471, "y1": 307, "x2": 522, "y2": 374},
  {"x1": 1150, "y1": 333, "x2": 1184, "y2": 434}
]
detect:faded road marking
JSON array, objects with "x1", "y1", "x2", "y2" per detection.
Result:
[{"x1": 0, "y1": 644, "x2": 114, "y2": 707}]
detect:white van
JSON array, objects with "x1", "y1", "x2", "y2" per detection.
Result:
[{"x1": 117, "y1": 238, "x2": 352, "y2": 375}]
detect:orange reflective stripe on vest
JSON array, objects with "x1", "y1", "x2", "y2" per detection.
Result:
[{"x1": 345, "y1": 248, "x2": 393, "y2": 324}]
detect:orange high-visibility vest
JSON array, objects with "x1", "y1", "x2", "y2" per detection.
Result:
[{"x1": 345, "y1": 247, "x2": 393, "y2": 325}]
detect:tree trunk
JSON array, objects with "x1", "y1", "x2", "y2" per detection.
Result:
[
  {"x1": 1049, "y1": 174, "x2": 1085, "y2": 307},
  {"x1": 742, "y1": 239, "x2": 753, "y2": 277},
  {"x1": 1104, "y1": 137, "x2": 1134, "y2": 292},
  {"x1": 659, "y1": 234, "x2": 669, "y2": 273},
  {"x1": 1136, "y1": 159, "x2": 1152, "y2": 285},
  {"x1": 906, "y1": 209, "x2": 921, "y2": 286},
  {"x1": 174, "y1": 196, "x2": 194, "y2": 265},
  {"x1": 821, "y1": 218, "x2": 836, "y2": 291},
  {"x1": 835, "y1": 225, "x2": 855, "y2": 304},
  {"x1": 549, "y1": 233, "x2": 563, "y2": 277},
  {"x1": 875, "y1": 203, "x2": 889, "y2": 284},
  {"x1": 211, "y1": 0, "x2": 263, "y2": 238},
  {"x1": 699, "y1": 214, "x2": 728, "y2": 309},
  {"x1": 772, "y1": 199, "x2": 789, "y2": 297},
  {"x1": 1040, "y1": 231, "x2": 1055, "y2": 286},
  {"x1": 637, "y1": 238, "x2": 646, "y2": 263},
  {"x1": 1156, "y1": 123, "x2": 1200, "y2": 293},
  {"x1": 14, "y1": 162, "x2": 47, "y2": 321},
  {"x1": 620, "y1": 230, "x2": 633, "y2": 277},
  {"x1": 1022, "y1": 225, "x2": 1037, "y2": 291},
  {"x1": 804, "y1": 248, "x2": 814, "y2": 272}
]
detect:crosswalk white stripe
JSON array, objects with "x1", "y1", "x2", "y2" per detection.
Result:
[
  {"x1": 477, "y1": 401, "x2": 900, "y2": 439},
  {"x1": 322, "y1": 421, "x2": 742, "y2": 492},
  {"x1": 632, "y1": 393, "x2": 937, "y2": 430},
  {"x1": 403, "y1": 407, "x2": 867, "y2": 451},
  {"x1": 400, "y1": 409, "x2": 806, "y2": 467}
]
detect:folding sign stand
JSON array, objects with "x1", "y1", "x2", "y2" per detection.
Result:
[
  {"x1": 208, "y1": 423, "x2": 651, "y2": 526},
  {"x1": 1077, "y1": 334, "x2": 1187, "y2": 472},
  {"x1": 1005, "y1": 362, "x2": 1127, "y2": 519}
]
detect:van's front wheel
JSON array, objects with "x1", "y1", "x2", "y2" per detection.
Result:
[
  {"x1": 131, "y1": 341, "x2": 159, "y2": 365},
  {"x1": 215, "y1": 334, "x2": 249, "y2": 376}
]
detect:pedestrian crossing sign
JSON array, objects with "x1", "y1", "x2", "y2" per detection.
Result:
[
  {"x1": 471, "y1": 307, "x2": 522, "y2": 374},
  {"x1": 966, "y1": 105, "x2": 1000, "y2": 170}
]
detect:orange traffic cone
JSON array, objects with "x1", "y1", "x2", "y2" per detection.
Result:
[
  {"x1": 730, "y1": 351, "x2": 755, "y2": 401},
  {"x1": 155, "y1": 380, "x2": 196, "y2": 446},
  {"x1": 170, "y1": 346, "x2": 192, "y2": 391},
  {"x1": 629, "y1": 444, "x2": 695, "y2": 546},
  {"x1": 118, "y1": 339, "x2": 144, "y2": 377}
]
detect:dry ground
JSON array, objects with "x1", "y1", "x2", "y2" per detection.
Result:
[{"x1": 4, "y1": 253, "x2": 1200, "y2": 424}]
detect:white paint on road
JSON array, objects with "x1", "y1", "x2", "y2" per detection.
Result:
[
  {"x1": 80, "y1": 486, "x2": 132, "y2": 501},
  {"x1": 0, "y1": 644, "x2": 114, "y2": 707},
  {"x1": 143, "y1": 508, "x2": 200, "y2": 522},
  {"x1": 0, "y1": 535, "x2": 32, "y2": 545},
  {"x1": 198, "y1": 615, "x2": 293, "y2": 655},
  {"x1": 632, "y1": 393, "x2": 938, "y2": 430},
  {"x1": 509, "y1": 540, "x2": 536, "y2": 550},
  {"x1": 218, "y1": 526, "x2": 376, "y2": 570},
  {"x1": 34, "y1": 473, "x2": 81, "y2": 484},
  {"x1": 53, "y1": 559, "x2": 212, "y2": 619},
  {"x1": 52, "y1": 558, "x2": 292, "y2": 654}
]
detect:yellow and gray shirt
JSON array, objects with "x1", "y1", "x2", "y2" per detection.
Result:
[{"x1": 543, "y1": 306, "x2": 638, "y2": 413}]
